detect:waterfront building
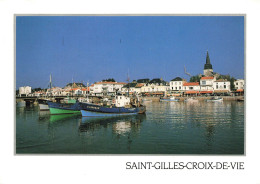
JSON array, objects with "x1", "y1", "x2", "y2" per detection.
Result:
[
  {"x1": 141, "y1": 78, "x2": 170, "y2": 96},
  {"x1": 203, "y1": 51, "x2": 214, "y2": 77},
  {"x1": 183, "y1": 82, "x2": 200, "y2": 95},
  {"x1": 19, "y1": 86, "x2": 32, "y2": 96},
  {"x1": 234, "y1": 79, "x2": 244, "y2": 90},
  {"x1": 213, "y1": 79, "x2": 231, "y2": 94},
  {"x1": 137, "y1": 78, "x2": 150, "y2": 84},
  {"x1": 90, "y1": 81, "x2": 126, "y2": 96},
  {"x1": 170, "y1": 77, "x2": 186, "y2": 91},
  {"x1": 200, "y1": 76, "x2": 215, "y2": 92},
  {"x1": 122, "y1": 82, "x2": 144, "y2": 95}
]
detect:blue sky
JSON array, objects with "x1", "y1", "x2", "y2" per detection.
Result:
[{"x1": 16, "y1": 16, "x2": 244, "y2": 88}]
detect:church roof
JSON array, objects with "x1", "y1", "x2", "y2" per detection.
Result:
[{"x1": 204, "y1": 51, "x2": 213, "y2": 70}]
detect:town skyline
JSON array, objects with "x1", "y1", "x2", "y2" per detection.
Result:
[{"x1": 16, "y1": 16, "x2": 244, "y2": 89}]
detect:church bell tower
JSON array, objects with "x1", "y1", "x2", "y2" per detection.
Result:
[{"x1": 203, "y1": 51, "x2": 213, "y2": 76}]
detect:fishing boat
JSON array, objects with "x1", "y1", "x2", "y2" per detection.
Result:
[
  {"x1": 47, "y1": 101, "x2": 81, "y2": 115},
  {"x1": 206, "y1": 97, "x2": 223, "y2": 102},
  {"x1": 79, "y1": 95, "x2": 146, "y2": 117},
  {"x1": 38, "y1": 99, "x2": 50, "y2": 111},
  {"x1": 160, "y1": 96, "x2": 180, "y2": 102}
]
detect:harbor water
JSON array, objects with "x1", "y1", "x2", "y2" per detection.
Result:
[{"x1": 16, "y1": 101, "x2": 244, "y2": 154}]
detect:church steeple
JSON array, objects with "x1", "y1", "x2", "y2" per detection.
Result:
[{"x1": 204, "y1": 51, "x2": 213, "y2": 70}]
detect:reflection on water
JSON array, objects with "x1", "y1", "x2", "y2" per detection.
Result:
[
  {"x1": 16, "y1": 101, "x2": 244, "y2": 154},
  {"x1": 79, "y1": 115, "x2": 145, "y2": 135}
]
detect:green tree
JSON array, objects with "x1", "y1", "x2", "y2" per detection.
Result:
[
  {"x1": 189, "y1": 75, "x2": 201, "y2": 82},
  {"x1": 102, "y1": 78, "x2": 116, "y2": 82}
]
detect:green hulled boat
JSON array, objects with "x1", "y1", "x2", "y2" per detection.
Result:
[{"x1": 47, "y1": 101, "x2": 81, "y2": 115}]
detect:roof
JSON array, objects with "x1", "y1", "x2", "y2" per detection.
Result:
[
  {"x1": 183, "y1": 82, "x2": 200, "y2": 86},
  {"x1": 171, "y1": 77, "x2": 183, "y2": 81},
  {"x1": 137, "y1": 78, "x2": 150, "y2": 83},
  {"x1": 236, "y1": 89, "x2": 244, "y2": 92},
  {"x1": 95, "y1": 82, "x2": 126, "y2": 85},
  {"x1": 185, "y1": 91, "x2": 199, "y2": 94},
  {"x1": 215, "y1": 79, "x2": 228, "y2": 82},
  {"x1": 201, "y1": 77, "x2": 214, "y2": 80},
  {"x1": 135, "y1": 83, "x2": 144, "y2": 88},
  {"x1": 149, "y1": 78, "x2": 167, "y2": 85}
]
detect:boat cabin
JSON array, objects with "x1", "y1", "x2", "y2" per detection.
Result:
[{"x1": 115, "y1": 95, "x2": 131, "y2": 107}]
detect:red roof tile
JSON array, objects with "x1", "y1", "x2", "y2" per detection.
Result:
[
  {"x1": 183, "y1": 82, "x2": 200, "y2": 86},
  {"x1": 201, "y1": 77, "x2": 214, "y2": 80}
]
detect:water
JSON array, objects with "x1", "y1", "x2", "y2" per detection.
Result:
[{"x1": 16, "y1": 101, "x2": 244, "y2": 154}]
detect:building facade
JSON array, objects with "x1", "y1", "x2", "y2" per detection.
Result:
[{"x1": 19, "y1": 86, "x2": 32, "y2": 96}]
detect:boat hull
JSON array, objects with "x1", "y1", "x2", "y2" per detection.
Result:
[
  {"x1": 79, "y1": 102, "x2": 146, "y2": 117},
  {"x1": 47, "y1": 102, "x2": 81, "y2": 115},
  {"x1": 81, "y1": 110, "x2": 138, "y2": 117},
  {"x1": 49, "y1": 107, "x2": 81, "y2": 115}
]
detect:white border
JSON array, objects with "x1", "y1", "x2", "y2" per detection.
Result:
[{"x1": 1, "y1": 0, "x2": 260, "y2": 184}]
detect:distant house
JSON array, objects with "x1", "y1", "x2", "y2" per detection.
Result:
[
  {"x1": 170, "y1": 77, "x2": 186, "y2": 91},
  {"x1": 183, "y1": 82, "x2": 200, "y2": 95},
  {"x1": 213, "y1": 79, "x2": 231, "y2": 94},
  {"x1": 200, "y1": 76, "x2": 215, "y2": 91},
  {"x1": 141, "y1": 78, "x2": 169, "y2": 96},
  {"x1": 121, "y1": 82, "x2": 144, "y2": 95},
  {"x1": 90, "y1": 81, "x2": 126, "y2": 96},
  {"x1": 19, "y1": 86, "x2": 32, "y2": 96},
  {"x1": 137, "y1": 78, "x2": 150, "y2": 84},
  {"x1": 234, "y1": 79, "x2": 244, "y2": 90}
]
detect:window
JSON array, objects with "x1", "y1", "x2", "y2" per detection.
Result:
[
  {"x1": 189, "y1": 87, "x2": 193, "y2": 90},
  {"x1": 202, "y1": 81, "x2": 206, "y2": 85},
  {"x1": 172, "y1": 87, "x2": 173, "y2": 90},
  {"x1": 216, "y1": 85, "x2": 218, "y2": 89},
  {"x1": 179, "y1": 86, "x2": 181, "y2": 90},
  {"x1": 175, "y1": 87, "x2": 177, "y2": 90},
  {"x1": 224, "y1": 85, "x2": 226, "y2": 89}
]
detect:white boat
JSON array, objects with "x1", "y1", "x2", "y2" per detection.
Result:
[
  {"x1": 184, "y1": 97, "x2": 199, "y2": 103},
  {"x1": 160, "y1": 96, "x2": 180, "y2": 102},
  {"x1": 206, "y1": 97, "x2": 223, "y2": 102}
]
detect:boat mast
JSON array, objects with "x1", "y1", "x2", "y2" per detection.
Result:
[
  {"x1": 127, "y1": 71, "x2": 130, "y2": 97},
  {"x1": 50, "y1": 74, "x2": 52, "y2": 96}
]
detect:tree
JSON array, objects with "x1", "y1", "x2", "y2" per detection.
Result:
[
  {"x1": 102, "y1": 78, "x2": 116, "y2": 82},
  {"x1": 189, "y1": 75, "x2": 201, "y2": 82}
]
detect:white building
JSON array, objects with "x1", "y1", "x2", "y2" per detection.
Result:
[
  {"x1": 213, "y1": 79, "x2": 231, "y2": 93},
  {"x1": 19, "y1": 86, "x2": 31, "y2": 96},
  {"x1": 182, "y1": 82, "x2": 200, "y2": 91},
  {"x1": 90, "y1": 82, "x2": 126, "y2": 96},
  {"x1": 170, "y1": 77, "x2": 186, "y2": 91},
  {"x1": 200, "y1": 76, "x2": 215, "y2": 91},
  {"x1": 234, "y1": 79, "x2": 244, "y2": 90}
]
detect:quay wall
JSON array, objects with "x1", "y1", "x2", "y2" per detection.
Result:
[{"x1": 143, "y1": 96, "x2": 244, "y2": 101}]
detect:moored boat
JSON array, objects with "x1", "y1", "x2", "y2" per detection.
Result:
[
  {"x1": 79, "y1": 95, "x2": 146, "y2": 117},
  {"x1": 160, "y1": 96, "x2": 180, "y2": 102},
  {"x1": 38, "y1": 99, "x2": 50, "y2": 111},
  {"x1": 47, "y1": 101, "x2": 81, "y2": 115},
  {"x1": 206, "y1": 97, "x2": 223, "y2": 102}
]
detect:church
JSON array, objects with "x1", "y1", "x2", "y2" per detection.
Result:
[{"x1": 203, "y1": 51, "x2": 214, "y2": 77}]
